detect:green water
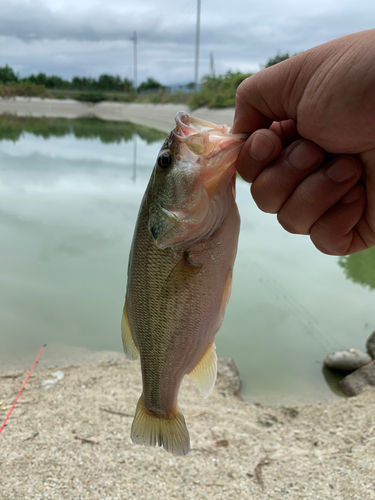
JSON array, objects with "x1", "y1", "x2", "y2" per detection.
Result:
[{"x1": 1, "y1": 115, "x2": 374, "y2": 404}]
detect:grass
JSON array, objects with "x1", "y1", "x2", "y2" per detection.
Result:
[{"x1": 0, "y1": 72, "x2": 254, "y2": 109}]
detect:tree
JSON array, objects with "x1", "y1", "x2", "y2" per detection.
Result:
[
  {"x1": 123, "y1": 78, "x2": 133, "y2": 92},
  {"x1": 138, "y1": 77, "x2": 164, "y2": 93},
  {"x1": 0, "y1": 64, "x2": 18, "y2": 83},
  {"x1": 27, "y1": 72, "x2": 49, "y2": 86},
  {"x1": 265, "y1": 52, "x2": 290, "y2": 68},
  {"x1": 97, "y1": 74, "x2": 123, "y2": 91},
  {"x1": 71, "y1": 76, "x2": 97, "y2": 90},
  {"x1": 46, "y1": 75, "x2": 70, "y2": 89}
]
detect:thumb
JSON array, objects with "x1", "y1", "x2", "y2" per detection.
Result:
[{"x1": 231, "y1": 55, "x2": 307, "y2": 134}]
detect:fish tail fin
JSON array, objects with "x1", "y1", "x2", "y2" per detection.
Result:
[{"x1": 131, "y1": 395, "x2": 190, "y2": 456}]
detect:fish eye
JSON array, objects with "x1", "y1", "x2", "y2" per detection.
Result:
[{"x1": 157, "y1": 152, "x2": 172, "y2": 169}]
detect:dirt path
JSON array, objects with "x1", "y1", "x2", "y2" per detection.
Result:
[{"x1": 1, "y1": 358, "x2": 375, "y2": 500}]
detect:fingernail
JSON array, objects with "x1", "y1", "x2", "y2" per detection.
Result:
[
  {"x1": 249, "y1": 134, "x2": 275, "y2": 161},
  {"x1": 288, "y1": 142, "x2": 321, "y2": 170},
  {"x1": 326, "y1": 158, "x2": 358, "y2": 183},
  {"x1": 341, "y1": 184, "x2": 364, "y2": 204}
]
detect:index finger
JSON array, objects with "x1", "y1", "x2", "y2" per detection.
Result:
[{"x1": 232, "y1": 56, "x2": 305, "y2": 134}]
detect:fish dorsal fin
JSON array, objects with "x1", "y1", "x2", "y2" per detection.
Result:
[
  {"x1": 188, "y1": 343, "x2": 217, "y2": 398},
  {"x1": 121, "y1": 300, "x2": 139, "y2": 360}
]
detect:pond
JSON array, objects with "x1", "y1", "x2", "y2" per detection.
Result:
[{"x1": 1, "y1": 115, "x2": 375, "y2": 404}]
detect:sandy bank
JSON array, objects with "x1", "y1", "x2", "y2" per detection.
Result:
[
  {"x1": 1, "y1": 357, "x2": 375, "y2": 500},
  {"x1": 0, "y1": 97, "x2": 236, "y2": 133}
]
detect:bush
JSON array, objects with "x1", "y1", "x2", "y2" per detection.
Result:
[
  {"x1": 0, "y1": 82, "x2": 47, "y2": 97},
  {"x1": 265, "y1": 52, "x2": 290, "y2": 68},
  {"x1": 54, "y1": 91, "x2": 67, "y2": 99},
  {"x1": 188, "y1": 71, "x2": 252, "y2": 110},
  {"x1": 74, "y1": 92, "x2": 106, "y2": 103},
  {"x1": 138, "y1": 77, "x2": 164, "y2": 93}
]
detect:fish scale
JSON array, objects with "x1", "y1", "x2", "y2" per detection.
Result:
[{"x1": 121, "y1": 112, "x2": 247, "y2": 455}]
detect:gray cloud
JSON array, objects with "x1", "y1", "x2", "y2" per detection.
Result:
[{"x1": 1, "y1": 0, "x2": 374, "y2": 85}]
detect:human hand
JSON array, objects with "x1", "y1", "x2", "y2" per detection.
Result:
[{"x1": 232, "y1": 30, "x2": 375, "y2": 255}]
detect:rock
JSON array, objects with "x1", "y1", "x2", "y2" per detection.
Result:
[
  {"x1": 323, "y1": 349, "x2": 372, "y2": 372},
  {"x1": 366, "y1": 331, "x2": 375, "y2": 358},
  {"x1": 340, "y1": 361, "x2": 375, "y2": 396},
  {"x1": 42, "y1": 370, "x2": 65, "y2": 390},
  {"x1": 216, "y1": 358, "x2": 242, "y2": 395}
]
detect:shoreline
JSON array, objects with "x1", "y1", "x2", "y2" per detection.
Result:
[
  {"x1": 0, "y1": 97, "x2": 236, "y2": 133},
  {"x1": 1, "y1": 357, "x2": 374, "y2": 499},
  {"x1": 2, "y1": 99, "x2": 375, "y2": 497}
]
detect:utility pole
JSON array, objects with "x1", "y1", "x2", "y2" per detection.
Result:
[
  {"x1": 131, "y1": 31, "x2": 137, "y2": 93},
  {"x1": 194, "y1": 0, "x2": 201, "y2": 91},
  {"x1": 210, "y1": 52, "x2": 215, "y2": 78}
]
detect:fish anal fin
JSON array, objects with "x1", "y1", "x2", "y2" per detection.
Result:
[
  {"x1": 188, "y1": 343, "x2": 217, "y2": 399},
  {"x1": 131, "y1": 395, "x2": 190, "y2": 456},
  {"x1": 121, "y1": 300, "x2": 139, "y2": 360}
]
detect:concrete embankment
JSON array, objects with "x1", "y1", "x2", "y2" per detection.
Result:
[{"x1": 0, "y1": 97, "x2": 236, "y2": 132}]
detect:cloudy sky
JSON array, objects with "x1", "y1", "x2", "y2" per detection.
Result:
[{"x1": 1, "y1": 0, "x2": 375, "y2": 86}]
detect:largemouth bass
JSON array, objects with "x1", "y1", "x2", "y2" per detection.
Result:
[{"x1": 122, "y1": 112, "x2": 246, "y2": 455}]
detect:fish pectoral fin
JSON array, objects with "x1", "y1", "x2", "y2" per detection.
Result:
[
  {"x1": 131, "y1": 395, "x2": 190, "y2": 456},
  {"x1": 121, "y1": 301, "x2": 139, "y2": 360},
  {"x1": 188, "y1": 343, "x2": 217, "y2": 399},
  {"x1": 160, "y1": 250, "x2": 202, "y2": 296}
]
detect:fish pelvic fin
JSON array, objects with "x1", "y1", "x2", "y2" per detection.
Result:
[
  {"x1": 131, "y1": 395, "x2": 190, "y2": 456},
  {"x1": 121, "y1": 300, "x2": 139, "y2": 360},
  {"x1": 188, "y1": 343, "x2": 217, "y2": 399}
]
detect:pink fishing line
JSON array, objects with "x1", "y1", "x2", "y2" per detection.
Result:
[{"x1": 0, "y1": 344, "x2": 46, "y2": 435}]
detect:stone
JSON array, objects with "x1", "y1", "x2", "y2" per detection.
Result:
[
  {"x1": 323, "y1": 349, "x2": 372, "y2": 372},
  {"x1": 340, "y1": 361, "x2": 375, "y2": 396},
  {"x1": 216, "y1": 358, "x2": 242, "y2": 395},
  {"x1": 366, "y1": 331, "x2": 375, "y2": 358}
]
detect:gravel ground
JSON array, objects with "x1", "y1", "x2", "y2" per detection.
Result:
[{"x1": 1, "y1": 358, "x2": 375, "y2": 500}]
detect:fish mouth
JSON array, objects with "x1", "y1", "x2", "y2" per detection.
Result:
[
  {"x1": 174, "y1": 111, "x2": 230, "y2": 137},
  {"x1": 173, "y1": 111, "x2": 248, "y2": 196}
]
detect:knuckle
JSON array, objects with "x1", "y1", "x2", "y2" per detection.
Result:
[
  {"x1": 235, "y1": 77, "x2": 253, "y2": 104},
  {"x1": 296, "y1": 182, "x2": 319, "y2": 210},
  {"x1": 277, "y1": 211, "x2": 309, "y2": 235},
  {"x1": 251, "y1": 176, "x2": 281, "y2": 214}
]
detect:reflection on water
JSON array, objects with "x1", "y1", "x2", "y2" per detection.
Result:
[
  {"x1": 338, "y1": 247, "x2": 375, "y2": 290},
  {"x1": 0, "y1": 114, "x2": 165, "y2": 145},
  {"x1": 133, "y1": 134, "x2": 137, "y2": 183},
  {"x1": 1, "y1": 116, "x2": 375, "y2": 405},
  {"x1": 321, "y1": 365, "x2": 346, "y2": 397}
]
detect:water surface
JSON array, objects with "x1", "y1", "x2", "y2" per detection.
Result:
[{"x1": 1, "y1": 116, "x2": 374, "y2": 404}]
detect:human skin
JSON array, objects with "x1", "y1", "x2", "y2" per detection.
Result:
[{"x1": 232, "y1": 29, "x2": 375, "y2": 255}]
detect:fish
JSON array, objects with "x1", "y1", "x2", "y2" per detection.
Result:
[{"x1": 121, "y1": 111, "x2": 246, "y2": 455}]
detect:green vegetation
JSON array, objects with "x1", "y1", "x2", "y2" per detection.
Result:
[
  {"x1": 74, "y1": 91, "x2": 106, "y2": 103},
  {"x1": 0, "y1": 114, "x2": 165, "y2": 144},
  {"x1": 265, "y1": 52, "x2": 291, "y2": 67},
  {"x1": 0, "y1": 53, "x2": 288, "y2": 108},
  {"x1": 338, "y1": 247, "x2": 375, "y2": 290},
  {"x1": 0, "y1": 82, "x2": 47, "y2": 98},
  {"x1": 137, "y1": 77, "x2": 164, "y2": 93},
  {"x1": 0, "y1": 64, "x2": 18, "y2": 83},
  {"x1": 188, "y1": 71, "x2": 253, "y2": 110}
]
